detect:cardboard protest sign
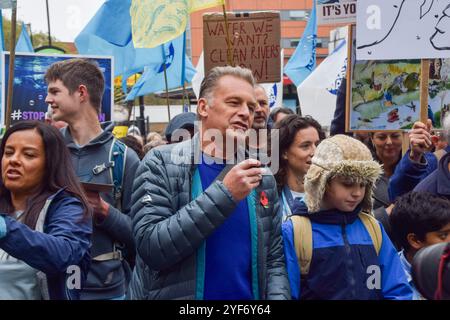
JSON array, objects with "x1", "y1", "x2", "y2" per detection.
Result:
[
  {"x1": 317, "y1": 0, "x2": 356, "y2": 25},
  {"x1": 2, "y1": 52, "x2": 113, "y2": 127},
  {"x1": 356, "y1": 0, "x2": 450, "y2": 60},
  {"x1": 203, "y1": 11, "x2": 281, "y2": 83}
]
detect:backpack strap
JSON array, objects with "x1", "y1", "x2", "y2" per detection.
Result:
[
  {"x1": 290, "y1": 212, "x2": 382, "y2": 277},
  {"x1": 110, "y1": 138, "x2": 127, "y2": 210},
  {"x1": 290, "y1": 215, "x2": 313, "y2": 276},
  {"x1": 358, "y1": 212, "x2": 382, "y2": 255},
  {"x1": 91, "y1": 139, "x2": 129, "y2": 263},
  {"x1": 35, "y1": 198, "x2": 53, "y2": 300}
]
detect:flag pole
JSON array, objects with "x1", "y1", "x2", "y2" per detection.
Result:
[
  {"x1": 6, "y1": 1, "x2": 17, "y2": 130},
  {"x1": 162, "y1": 44, "x2": 171, "y2": 121},
  {"x1": 45, "y1": 0, "x2": 52, "y2": 46},
  {"x1": 181, "y1": 31, "x2": 188, "y2": 112},
  {"x1": 222, "y1": 0, "x2": 233, "y2": 66},
  {"x1": 420, "y1": 59, "x2": 430, "y2": 124}
]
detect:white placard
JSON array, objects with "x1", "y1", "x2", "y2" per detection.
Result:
[
  {"x1": 357, "y1": 0, "x2": 450, "y2": 60},
  {"x1": 318, "y1": 0, "x2": 356, "y2": 25}
]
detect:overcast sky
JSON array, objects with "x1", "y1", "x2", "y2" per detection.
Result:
[{"x1": 2, "y1": 0, "x2": 105, "y2": 42}]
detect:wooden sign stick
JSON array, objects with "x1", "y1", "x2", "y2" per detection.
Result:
[
  {"x1": 405, "y1": 59, "x2": 431, "y2": 156},
  {"x1": 420, "y1": 59, "x2": 430, "y2": 124}
]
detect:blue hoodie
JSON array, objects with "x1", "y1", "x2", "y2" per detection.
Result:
[
  {"x1": 282, "y1": 201, "x2": 412, "y2": 300},
  {"x1": 61, "y1": 122, "x2": 139, "y2": 299}
]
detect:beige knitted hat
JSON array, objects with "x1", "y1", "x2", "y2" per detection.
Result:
[{"x1": 304, "y1": 134, "x2": 383, "y2": 213}]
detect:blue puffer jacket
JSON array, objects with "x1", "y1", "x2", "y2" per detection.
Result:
[
  {"x1": 282, "y1": 202, "x2": 412, "y2": 300},
  {"x1": 128, "y1": 134, "x2": 290, "y2": 300},
  {"x1": 0, "y1": 189, "x2": 92, "y2": 300}
]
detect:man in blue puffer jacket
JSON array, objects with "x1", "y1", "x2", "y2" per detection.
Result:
[{"x1": 128, "y1": 66, "x2": 290, "y2": 300}]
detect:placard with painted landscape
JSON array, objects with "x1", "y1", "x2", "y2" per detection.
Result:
[
  {"x1": 347, "y1": 25, "x2": 421, "y2": 131},
  {"x1": 428, "y1": 58, "x2": 450, "y2": 130}
]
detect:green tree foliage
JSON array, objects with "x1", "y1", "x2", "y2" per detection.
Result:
[{"x1": 1, "y1": 15, "x2": 69, "y2": 51}]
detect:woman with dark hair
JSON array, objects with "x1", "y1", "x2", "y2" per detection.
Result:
[
  {"x1": 0, "y1": 121, "x2": 92, "y2": 300},
  {"x1": 274, "y1": 115, "x2": 325, "y2": 220},
  {"x1": 368, "y1": 132, "x2": 403, "y2": 209}
]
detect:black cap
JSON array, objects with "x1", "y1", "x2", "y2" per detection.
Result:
[{"x1": 165, "y1": 112, "x2": 196, "y2": 141}]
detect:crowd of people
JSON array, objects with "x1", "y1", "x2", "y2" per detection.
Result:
[{"x1": 0, "y1": 59, "x2": 449, "y2": 300}]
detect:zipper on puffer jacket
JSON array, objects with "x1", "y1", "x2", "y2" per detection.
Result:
[{"x1": 341, "y1": 215, "x2": 357, "y2": 299}]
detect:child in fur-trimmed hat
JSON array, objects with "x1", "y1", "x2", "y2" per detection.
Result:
[
  {"x1": 303, "y1": 134, "x2": 382, "y2": 213},
  {"x1": 282, "y1": 134, "x2": 413, "y2": 300}
]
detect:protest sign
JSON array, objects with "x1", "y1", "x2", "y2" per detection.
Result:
[
  {"x1": 203, "y1": 11, "x2": 281, "y2": 83},
  {"x1": 2, "y1": 52, "x2": 113, "y2": 127},
  {"x1": 356, "y1": 0, "x2": 450, "y2": 60},
  {"x1": 317, "y1": 0, "x2": 356, "y2": 25},
  {"x1": 347, "y1": 25, "x2": 421, "y2": 131}
]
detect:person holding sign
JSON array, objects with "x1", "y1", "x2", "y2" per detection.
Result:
[
  {"x1": 128, "y1": 66, "x2": 290, "y2": 300},
  {"x1": 413, "y1": 114, "x2": 450, "y2": 200},
  {"x1": 388, "y1": 120, "x2": 439, "y2": 202}
]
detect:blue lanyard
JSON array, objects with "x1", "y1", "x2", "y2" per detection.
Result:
[
  {"x1": 283, "y1": 186, "x2": 297, "y2": 211},
  {"x1": 281, "y1": 185, "x2": 304, "y2": 219}
]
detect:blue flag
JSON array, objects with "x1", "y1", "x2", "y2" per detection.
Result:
[
  {"x1": 284, "y1": 0, "x2": 317, "y2": 87},
  {"x1": 75, "y1": 0, "x2": 162, "y2": 78},
  {"x1": 0, "y1": 1, "x2": 14, "y2": 9},
  {"x1": 0, "y1": 10, "x2": 4, "y2": 51},
  {"x1": 16, "y1": 22, "x2": 34, "y2": 52},
  {"x1": 125, "y1": 34, "x2": 196, "y2": 101}
]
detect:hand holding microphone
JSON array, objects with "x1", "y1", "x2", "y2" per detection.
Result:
[{"x1": 222, "y1": 159, "x2": 263, "y2": 201}]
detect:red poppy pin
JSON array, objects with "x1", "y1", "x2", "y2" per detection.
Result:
[{"x1": 260, "y1": 191, "x2": 269, "y2": 208}]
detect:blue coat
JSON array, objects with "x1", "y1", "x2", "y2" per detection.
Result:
[
  {"x1": 128, "y1": 134, "x2": 290, "y2": 300},
  {"x1": 0, "y1": 189, "x2": 92, "y2": 299},
  {"x1": 388, "y1": 151, "x2": 438, "y2": 202},
  {"x1": 414, "y1": 151, "x2": 450, "y2": 199},
  {"x1": 282, "y1": 202, "x2": 412, "y2": 300},
  {"x1": 62, "y1": 122, "x2": 139, "y2": 299}
]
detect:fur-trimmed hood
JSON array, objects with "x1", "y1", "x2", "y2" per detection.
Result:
[{"x1": 304, "y1": 134, "x2": 383, "y2": 213}]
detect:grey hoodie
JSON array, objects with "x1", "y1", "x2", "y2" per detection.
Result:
[{"x1": 61, "y1": 122, "x2": 140, "y2": 299}]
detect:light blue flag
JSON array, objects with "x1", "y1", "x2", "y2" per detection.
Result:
[
  {"x1": 0, "y1": 0, "x2": 14, "y2": 9},
  {"x1": 16, "y1": 22, "x2": 34, "y2": 52},
  {"x1": 0, "y1": 10, "x2": 4, "y2": 51},
  {"x1": 284, "y1": 0, "x2": 317, "y2": 87},
  {"x1": 75, "y1": 0, "x2": 162, "y2": 78},
  {"x1": 125, "y1": 34, "x2": 196, "y2": 101}
]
